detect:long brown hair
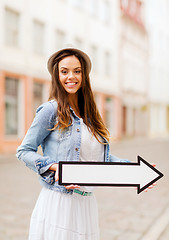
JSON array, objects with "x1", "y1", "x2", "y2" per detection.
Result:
[{"x1": 48, "y1": 50, "x2": 110, "y2": 143}]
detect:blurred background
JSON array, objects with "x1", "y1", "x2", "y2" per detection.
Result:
[
  {"x1": 0, "y1": 1, "x2": 169, "y2": 240},
  {"x1": 0, "y1": 0, "x2": 169, "y2": 153}
]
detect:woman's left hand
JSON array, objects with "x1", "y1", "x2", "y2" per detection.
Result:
[
  {"x1": 64, "y1": 184, "x2": 80, "y2": 190},
  {"x1": 144, "y1": 164, "x2": 156, "y2": 192},
  {"x1": 144, "y1": 183, "x2": 156, "y2": 192}
]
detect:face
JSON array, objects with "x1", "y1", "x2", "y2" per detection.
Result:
[{"x1": 58, "y1": 55, "x2": 82, "y2": 96}]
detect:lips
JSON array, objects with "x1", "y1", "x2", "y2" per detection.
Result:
[{"x1": 65, "y1": 82, "x2": 78, "y2": 87}]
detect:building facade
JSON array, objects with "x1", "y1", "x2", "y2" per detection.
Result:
[
  {"x1": 0, "y1": 0, "x2": 169, "y2": 153},
  {"x1": 145, "y1": 0, "x2": 169, "y2": 137},
  {"x1": 119, "y1": 0, "x2": 149, "y2": 137},
  {"x1": 0, "y1": 0, "x2": 122, "y2": 153}
]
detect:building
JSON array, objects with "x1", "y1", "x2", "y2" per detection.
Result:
[
  {"x1": 0, "y1": 0, "x2": 121, "y2": 153},
  {"x1": 0, "y1": 0, "x2": 169, "y2": 153},
  {"x1": 119, "y1": 0, "x2": 149, "y2": 137},
  {"x1": 145, "y1": 0, "x2": 169, "y2": 137}
]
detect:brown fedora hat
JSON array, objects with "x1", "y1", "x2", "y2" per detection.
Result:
[{"x1": 47, "y1": 48, "x2": 92, "y2": 75}]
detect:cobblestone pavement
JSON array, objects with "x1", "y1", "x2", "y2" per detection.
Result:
[{"x1": 0, "y1": 137, "x2": 168, "y2": 240}]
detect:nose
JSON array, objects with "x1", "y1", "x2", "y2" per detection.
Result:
[{"x1": 68, "y1": 71, "x2": 75, "y2": 79}]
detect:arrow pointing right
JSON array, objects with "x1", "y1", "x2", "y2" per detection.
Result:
[
  {"x1": 132, "y1": 156, "x2": 164, "y2": 193},
  {"x1": 59, "y1": 155, "x2": 164, "y2": 194}
]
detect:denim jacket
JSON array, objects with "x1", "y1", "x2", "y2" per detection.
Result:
[{"x1": 16, "y1": 100, "x2": 128, "y2": 194}]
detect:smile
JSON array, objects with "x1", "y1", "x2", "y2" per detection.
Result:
[{"x1": 65, "y1": 82, "x2": 78, "y2": 86}]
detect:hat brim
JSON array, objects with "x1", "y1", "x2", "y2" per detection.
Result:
[{"x1": 47, "y1": 48, "x2": 92, "y2": 75}]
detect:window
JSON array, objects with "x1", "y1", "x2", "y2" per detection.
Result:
[
  {"x1": 121, "y1": 0, "x2": 128, "y2": 9},
  {"x1": 89, "y1": 0, "x2": 98, "y2": 16},
  {"x1": 101, "y1": 0, "x2": 111, "y2": 23},
  {"x1": 105, "y1": 97, "x2": 114, "y2": 134},
  {"x1": 129, "y1": 0, "x2": 137, "y2": 17},
  {"x1": 74, "y1": 37, "x2": 83, "y2": 49},
  {"x1": 5, "y1": 77, "x2": 19, "y2": 135},
  {"x1": 72, "y1": 0, "x2": 84, "y2": 8},
  {"x1": 55, "y1": 29, "x2": 65, "y2": 49},
  {"x1": 5, "y1": 8, "x2": 20, "y2": 47},
  {"x1": 90, "y1": 45, "x2": 98, "y2": 72},
  {"x1": 33, "y1": 82, "x2": 43, "y2": 113},
  {"x1": 104, "y1": 51, "x2": 111, "y2": 77},
  {"x1": 33, "y1": 20, "x2": 45, "y2": 54}
]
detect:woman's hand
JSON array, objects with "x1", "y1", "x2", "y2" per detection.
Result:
[
  {"x1": 48, "y1": 163, "x2": 80, "y2": 189},
  {"x1": 49, "y1": 163, "x2": 59, "y2": 181},
  {"x1": 144, "y1": 164, "x2": 157, "y2": 192},
  {"x1": 144, "y1": 183, "x2": 156, "y2": 192},
  {"x1": 64, "y1": 184, "x2": 80, "y2": 190}
]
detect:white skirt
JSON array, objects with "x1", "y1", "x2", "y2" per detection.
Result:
[{"x1": 29, "y1": 187, "x2": 99, "y2": 240}]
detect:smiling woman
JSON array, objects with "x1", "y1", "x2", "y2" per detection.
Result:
[
  {"x1": 47, "y1": 48, "x2": 110, "y2": 141},
  {"x1": 17, "y1": 47, "x2": 121, "y2": 240}
]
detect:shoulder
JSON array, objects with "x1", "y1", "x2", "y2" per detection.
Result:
[
  {"x1": 35, "y1": 100, "x2": 58, "y2": 126},
  {"x1": 36, "y1": 100, "x2": 58, "y2": 115}
]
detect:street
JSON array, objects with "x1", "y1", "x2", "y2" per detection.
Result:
[{"x1": 0, "y1": 137, "x2": 169, "y2": 240}]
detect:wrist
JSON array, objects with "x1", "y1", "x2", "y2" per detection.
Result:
[{"x1": 49, "y1": 163, "x2": 58, "y2": 171}]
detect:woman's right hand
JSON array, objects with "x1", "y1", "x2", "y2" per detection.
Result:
[
  {"x1": 48, "y1": 163, "x2": 80, "y2": 189},
  {"x1": 49, "y1": 163, "x2": 59, "y2": 182}
]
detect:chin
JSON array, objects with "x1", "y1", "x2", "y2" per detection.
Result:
[
  {"x1": 67, "y1": 91, "x2": 78, "y2": 95},
  {"x1": 65, "y1": 88, "x2": 80, "y2": 95}
]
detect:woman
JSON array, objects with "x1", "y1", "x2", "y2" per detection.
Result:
[{"x1": 16, "y1": 48, "x2": 128, "y2": 240}]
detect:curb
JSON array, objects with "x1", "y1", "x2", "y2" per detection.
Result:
[{"x1": 140, "y1": 205, "x2": 169, "y2": 240}]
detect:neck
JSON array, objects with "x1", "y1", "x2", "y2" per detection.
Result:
[
  {"x1": 68, "y1": 94, "x2": 81, "y2": 118},
  {"x1": 68, "y1": 93, "x2": 78, "y2": 106}
]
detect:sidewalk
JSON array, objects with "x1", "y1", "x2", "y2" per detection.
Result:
[
  {"x1": 96, "y1": 137, "x2": 169, "y2": 239},
  {"x1": 0, "y1": 137, "x2": 168, "y2": 240},
  {"x1": 158, "y1": 223, "x2": 169, "y2": 240}
]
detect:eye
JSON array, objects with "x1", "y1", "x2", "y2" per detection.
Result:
[
  {"x1": 61, "y1": 70, "x2": 68, "y2": 74},
  {"x1": 75, "y1": 70, "x2": 81, "y2": 74}
]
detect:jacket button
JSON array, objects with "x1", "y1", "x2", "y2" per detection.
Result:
[
  {"x1": 75, "y1": 148, "x2": 79, "y2": 151},
  {"x1": 77, "y1": 128, "x2": 80, "y2": 132}
]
